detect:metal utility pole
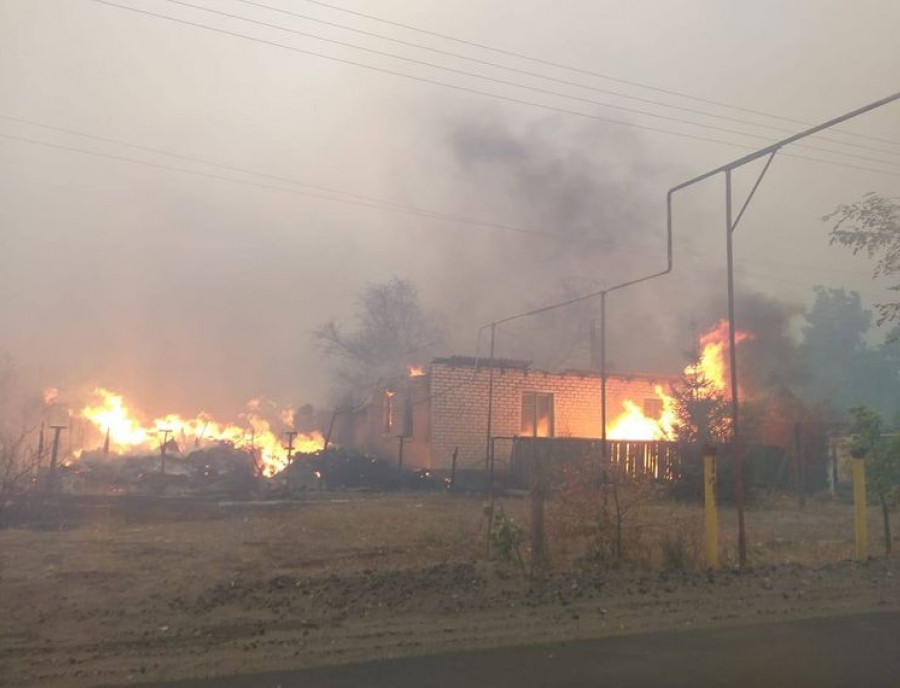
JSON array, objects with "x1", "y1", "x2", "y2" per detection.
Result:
[
  {"x1": 478, "y1": 202, "x2": 674, "y2": 559},
  {"x1": 37, "y1": 421, "x2": 45, "y2": 458},
  {"x1": 600, "y1": 292, "x2": 607, "y2": 457},
  {"x1": 47, "y1": 424, "x2": 66, "y2": 494},
  {"x1": 668, "y1": 90, "x2": 900, "y2": 569},
  {"x1": 484, "y1": 323, "x2": 497, "y2": 481},
  {"x1": 284, "y1": 430, "x2": 298, "y2": 465}
]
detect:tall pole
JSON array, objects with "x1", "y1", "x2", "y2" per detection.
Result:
[
  {"x1": 284, "y1": 430, "x2": 298, "y2": 465},
  {"x1": 485, "y1": 323, "x2": 497, "y2": 556},
  {"x1": 600, "y1": 291, "x2": 608, "y2": 461},
  {"x1": 484, "y1": 323, "x2": 496, "y2": 487},
  {"x1": 159, "y1": 428, "x2": 172, "y2": 474},
  {"x1": 725, "y1": 169, "x2": 747, "y2": 569},
  {"x1": 48, "y1": 424, "x2": 66, "y2": 494}
]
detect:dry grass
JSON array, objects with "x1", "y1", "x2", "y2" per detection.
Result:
[{"x1": 2, "y1": 491, "x2": 899, "y2": 687}]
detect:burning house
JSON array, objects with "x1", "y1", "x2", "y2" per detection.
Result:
[{"x1": 335, "y1": 356, "x2": 680, "y2": 475}]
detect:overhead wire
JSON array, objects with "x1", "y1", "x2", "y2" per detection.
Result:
[
  {"x1": 146, "y1": 0, "x2": 900, "y2": 170},
  {"x1": 0, "y1": 119, "x2": 894, "y2": 283},
  {"x1": 89, "y1": 0, "x2": 900, "y2": 180},
  {"x1": 0, "y1": 130, "x2": 606, "y2": 243},
  {"x1": 230, "y1": 0, "x2": 900, "y2": 161},
  {"x1": 293, "y1": 0, "x2": 900, "y2": 149}
]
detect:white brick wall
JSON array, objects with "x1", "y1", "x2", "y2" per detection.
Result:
[{"x1": 428, "y1": 361, "x2": 677, "y2": 470}]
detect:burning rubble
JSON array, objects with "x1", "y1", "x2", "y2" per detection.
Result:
[{"x1": 71, "y1": 388, "x2": 325, "y2": 478}]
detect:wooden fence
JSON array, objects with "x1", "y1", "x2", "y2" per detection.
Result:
[{"x1": 506, "y1": 437, "x2": 684, "y2": 488}]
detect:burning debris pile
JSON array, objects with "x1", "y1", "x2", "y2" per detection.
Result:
[
  {"x1": 32, "y1": 387, "x2": 329, "y2": 498},
  {"x1": 76, "y1": 388, "x2": 324, "y2": 477}
]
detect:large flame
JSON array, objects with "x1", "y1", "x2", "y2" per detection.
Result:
[
  {"x1": 79, "y1": 388, "x2": 324, "y2": 477},
  {"x1": 683, "y1": 319, "x2": 751, "y2": 393},
  {"x1": 606, "y1": 320, "x2": 752, "y2": 441},
  {"x1": 607, "y1": 385, "x2": 677, "y2": 441}
]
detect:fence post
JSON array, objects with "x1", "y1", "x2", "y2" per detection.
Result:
[
  {"x1": 703, "y1": 445, "x2": 719, "y2": 569},
  {"x1": 530, "y1": 440, "x2": 548, "y2": 577},
  {"x1": 852, "y1": 457, "x2": 868, "y2": 562}
]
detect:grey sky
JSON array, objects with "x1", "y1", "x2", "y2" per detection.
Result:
[{"x1": 1, "y1": 0, "x2": 898, "y2": 417}]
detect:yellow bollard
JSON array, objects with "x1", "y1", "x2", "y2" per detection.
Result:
[
  {"x1": 704, "y1": 447, "x2": 719, "y2": 569},
  {"x1": 853, "y1": 458, "x2": 868, "y2": 561}
]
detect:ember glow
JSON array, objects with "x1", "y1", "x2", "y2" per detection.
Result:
[
  {"x1": 408, "y1": 365, "x2": 426, "y2": 377},
  {"x1": 606, "y1": 320, "x2": 752, "y2": 441},
  {"x1": 79, "y1": 388, "x2": 324, "y2": 476}
]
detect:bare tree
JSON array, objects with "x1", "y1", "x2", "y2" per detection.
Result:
[
  {"x1": 0, "y1": 429, "x2": 43, "y2": 526},
  {"x1": 314, "y1": 278, "x2": 443, "y2": 401}
]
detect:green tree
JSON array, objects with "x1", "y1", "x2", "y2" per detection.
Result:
[
  {"x1": 799, "y1": 287, "x2": 873, "y2": 411},
  {"x1": 671, "y1": 343, "x2": 730, "y2": 445},
  {"x1": 848, "y1": 405, "x2": 900, "y2": 556},
  {"x1": 826, "y1": 192, "x2": 900, "y2": 326}
]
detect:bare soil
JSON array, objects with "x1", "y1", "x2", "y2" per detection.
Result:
[{"x1": 2, "y1": 493, "x2": 899, "y2": 687}]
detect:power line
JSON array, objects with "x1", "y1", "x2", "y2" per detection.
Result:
[
  {"x1": 2, "y1": 118, "x2": 896, "y2": 283},
  {"x1": 90, "y1": 1, "x2": 900, "y2": 180},
  {"x1": 231, "y1": 0, "x2": 900, "y2": 161},
  {"x1": 0, "y1": 128, "x2": 678, "y2": 255},
  {"x1": 0, "y1": 130, "x2": 564, "y2": 241},
  {"x1": 0, "y1": 113, "x2": 547, "y2": 231},
  {"x1": 293, "y1": 0, "x2": 900, "y2": 149},
  {"x1": 150, "y1": 0, "x2": 900, "y2": 170}
]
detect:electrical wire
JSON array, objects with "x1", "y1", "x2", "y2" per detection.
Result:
[
  {"x1": 231, "y1": 0, "x2": 900, "y2": 160},
  {"x1": 1, "y1": 119, "x2": 896, "y2": 281},
  {"x1": 0, "y1": 130, "x2": 583, "y2": 242},
  {"x1": 293, "y1": 0, "x2": 900, "y2": 149},
  {"x1": 0, "y1": 129, "x2": 687, "y2": 256},
  {"x1": 147, "y1": 0, "x2": 900, "y2": 169},
  {"x1": 89, "y1": 0, "x2": 900, "y2": 180}
]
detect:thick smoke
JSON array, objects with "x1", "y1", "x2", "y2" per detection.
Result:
[{"x1": 420, "y1": 113, "x2": 686, "y2": 374}]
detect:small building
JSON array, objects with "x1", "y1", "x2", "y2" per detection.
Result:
[{"x1": 335, "y1": 356, "x2": 678, "y2": 475}]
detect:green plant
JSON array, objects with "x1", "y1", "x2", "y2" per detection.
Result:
[
  {"x1": 490, "y1": 506, "x2": 525, "y2": 568},
  {"x1": 660, "y1": 529, "x2": 701, "y2": 571},
  {"x1": 849, "y1": 405, "x2": 900, "y2": 555}
]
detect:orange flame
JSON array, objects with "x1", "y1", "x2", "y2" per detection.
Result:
[
  {"x1": 79, "y1": 388, "x2": 323, "y2": 477},
  {"x1": 605, "y1": 320, "x2": 752, "y2": 441},
  {"x1": 607, "y1": 385, "x2": 677, "y2": 441},
  {"x1": 683, "y1": 319, "x2": 752, "y2": 394},
  {"x1": 408, "y1": 365, "x2": 426, "y2": 377}
]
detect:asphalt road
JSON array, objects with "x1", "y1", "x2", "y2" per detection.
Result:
[{"x1": 141, "y1": 612, "x2": 900, "y2": 688}]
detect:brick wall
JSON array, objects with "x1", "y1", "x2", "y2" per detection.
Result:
[{"x1": 429, "y1": 361, "x2": 676, "y2": 471}]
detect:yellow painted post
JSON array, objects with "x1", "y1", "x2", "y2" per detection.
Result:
[
  {"x1": 704, "y1": 446, "x2": 719, "y2": 569},
  {"x1": 853, "y1": 458, "x2": 868, "y2": 561}
]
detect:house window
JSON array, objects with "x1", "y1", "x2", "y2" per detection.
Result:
[
  {"x1": 643, "y1": 397, "x2": 663, "y2": 419},
  {"x1": 521, "y1": 392, "x2": 554, "y2": 437}
]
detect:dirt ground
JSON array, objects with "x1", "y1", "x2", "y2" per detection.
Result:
[{"x1": 2, "y1": 493, "x2": 899, "y2": 687}]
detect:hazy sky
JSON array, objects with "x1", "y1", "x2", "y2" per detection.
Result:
[{"x1": 1, "y1": 0, "x2": 898, "y2": 417}]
